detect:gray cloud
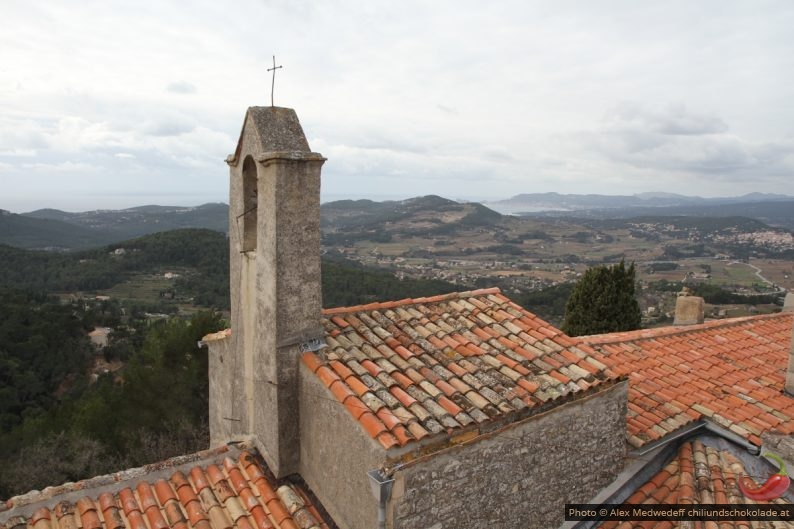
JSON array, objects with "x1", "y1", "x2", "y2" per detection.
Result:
[
  {"x1": 352, "y1": 133, "x2": 431, "y2": 156},
  {"x1": 606, "y1": 103, "x2": 729, "y2": 136},
  {"x1": 0, "y1": 116, "x2": 51, "y2": 152},
  {"x1": 481, "y1": 147, "x2": 515, "y2": 163},
  {"x1": 584, "y1": 103, "x2": 794, "y2": 182},
  {"x1": 167, "y1": 81, "x2": 197, "y2": 94},
  {"x1": 3, "y1": 1, "x2": 794, "y2": 209},
  {"x1": 140, "y1": 119, "x2": 196, "y2": 137}
]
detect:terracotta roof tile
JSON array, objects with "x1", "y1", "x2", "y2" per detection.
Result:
[
  {"x1": 304, "y1": 288, "x2": 618, "y2": 451},
  {"x1": 581, "y1": 312, "x2": 794, "y2": 448},
  {"x1": 597, "y1": 439, "x2": 794, "y2": 528},
  {"x1": 210, "y1": 292, "x2": 790, "y2": 460},
  {"x1": 0, "y1": 446, "x2": 328, "y2": 529}
]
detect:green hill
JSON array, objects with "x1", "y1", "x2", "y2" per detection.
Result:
[
  {"x1": 2, "y1": 204, "x2": 229, "y2": 251},
  {"x1": 321, "y1": 194, "x2": 504, "y2": 244},
  {"x1": 0, "y1": 210, "x2": 117, "y2": 250},
  {"x1": 23, "y1": 203, "x2": 229, "y2": 244},
  {"x1": 321, "y1": 195, "x2": 464, "y2": 230}
]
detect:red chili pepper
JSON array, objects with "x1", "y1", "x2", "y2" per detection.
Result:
[{"x1": 739, "y1": 452, "x2": 791, "y2": 501}]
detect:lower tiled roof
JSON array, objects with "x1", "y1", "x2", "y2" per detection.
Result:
[
  {"x1": 0, "y1": 445, "x2": 330, "y2": 529},
  {"x1": 305, "y1": 288, "x2": 620, "y2": 451},
  {"x1": 581, "y1": 313, "x2": 794, "y2": 448},
  {"x1": 598, "y1": 439, "x2": 794, "y2": 529}
]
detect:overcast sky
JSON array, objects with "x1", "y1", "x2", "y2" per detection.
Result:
[{"x1": 2, "y1": 1, "x2": 793, "y2": 212}]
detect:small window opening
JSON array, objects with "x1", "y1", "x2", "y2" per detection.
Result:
[{"x1": 242, "y1": 156, "x2": 258, "y2": 252}]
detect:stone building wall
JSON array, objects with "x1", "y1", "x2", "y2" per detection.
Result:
[
  {"x1": 206, "y1": 335, "x2": 245, "y2": 447},
  {"x1": 389, "y1": 381, "x2": 628, "y2": 529},
  {"x1": 761, "y1": 432, "x2": 794, "y2": 466},
  {"x1": 299, "y1": 363, "x2": 385, "y2": 529}
]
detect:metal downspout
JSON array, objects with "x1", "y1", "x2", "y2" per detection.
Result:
[{"x1": 367, "y1": 469, "x2": 395, "y2": 529}]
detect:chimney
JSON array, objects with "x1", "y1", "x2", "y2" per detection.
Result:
[
  {"x1": 784, "y1": 292, "x2": 794, "y2": 395},
  {"x1": 673, "y1": 287, "x2": 704, "y2": 326},
  {"x1": 209, "y1": 107, "x2": 325, "y2": 477}
]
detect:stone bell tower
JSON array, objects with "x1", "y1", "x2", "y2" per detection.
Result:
[{"x1": 212, "y1": 107, "x2": 325, "y2": 477}]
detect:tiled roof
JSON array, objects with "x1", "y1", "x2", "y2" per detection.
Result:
[
  {"x1": 581, "y1": 313, "x2": 794, "y2": 448},
  {"x1": 202, "y1": 328, "x2": 231, "y2": 343},
  {"x1": 303, "y1": 288, "x2": 620, "y2": 451},
  {"x1": 598, "y1": 439, "x2": 794, "y2": 529},
  {"x1": 0, "y1": 445, "x2": 330, "y2": 529}
]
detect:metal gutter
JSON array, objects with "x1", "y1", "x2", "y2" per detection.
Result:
[
  {"x1": 628, "y1": 421, "x2": 706, "y2": 457},
  {"x1": 702, "y1": 421, "x2": 761, "y2": 455}
]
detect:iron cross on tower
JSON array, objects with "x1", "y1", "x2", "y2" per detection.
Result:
[{"x1": 267, "y1": 55, "x2": 283, "y2": 107}]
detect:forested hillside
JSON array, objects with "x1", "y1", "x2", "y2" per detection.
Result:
[
  {"x1": 0, "y1": 229, "x2": 228, "y2": 293},
  {"x1": 0, "y1": 231, "x2": 462, "y2": 311},
  {"x1": 0, "y1": 229, "x2": 465, "y2": 496},
  {"x1": 0, "y1": 310, "x2": 223, "y2": 496},
  {"x1": 0, "y1": 290, "x2": 95, "y2": 432}
]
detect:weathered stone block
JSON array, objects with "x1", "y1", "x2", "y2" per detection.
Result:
[{"x1": 674, "y1": 295, "x2": 705, "y2": 325}]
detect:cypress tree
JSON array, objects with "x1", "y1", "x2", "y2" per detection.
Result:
[{"x1": 561, "y1": 260, "x2": 642, "y2": 337}]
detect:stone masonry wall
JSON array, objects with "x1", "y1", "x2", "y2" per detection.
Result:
[
  {"x1": 390, "y1": 381, "x2": 628, "y2": 529},
  {"x1": 299, "y1": 363, "x2": 385, "y2": 529},
  {"x1": 207, "y1": 336, "x2": 243, "y2": 446}
]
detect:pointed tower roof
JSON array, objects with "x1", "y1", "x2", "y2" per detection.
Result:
[{"x1": 226, "y1": 106, "x2": 311, "y2": 166}]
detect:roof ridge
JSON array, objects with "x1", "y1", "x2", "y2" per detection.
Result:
[
  {"x1": 0, "y1": 444, "x2": 236, "y2": 515},
  {"x1": 580, "y1": 311, "x2": 791, "y2": 345},
  {"x1": 321, "y1": 287, "x2": 503, "y2": 315},
  {"x1": 0, "y1": 442, "x2": 330, "y2": 529}
]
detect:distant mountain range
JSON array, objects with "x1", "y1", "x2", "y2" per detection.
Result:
[
  {"x1": 2, "y1": 192, "x2": 791, "y2": 251},
  {"x1": 524, "y1": 200, "x2": 794, "y2": 228},
  {"x1": 484, "y1": 192, "x2": 794, "y2": 214},
  {"x1": 482, "y1": 193, "x2": 794, "y2": 229},
  {"x1": 1, "y1": 203, "x2": 229, "y2": 250}
]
